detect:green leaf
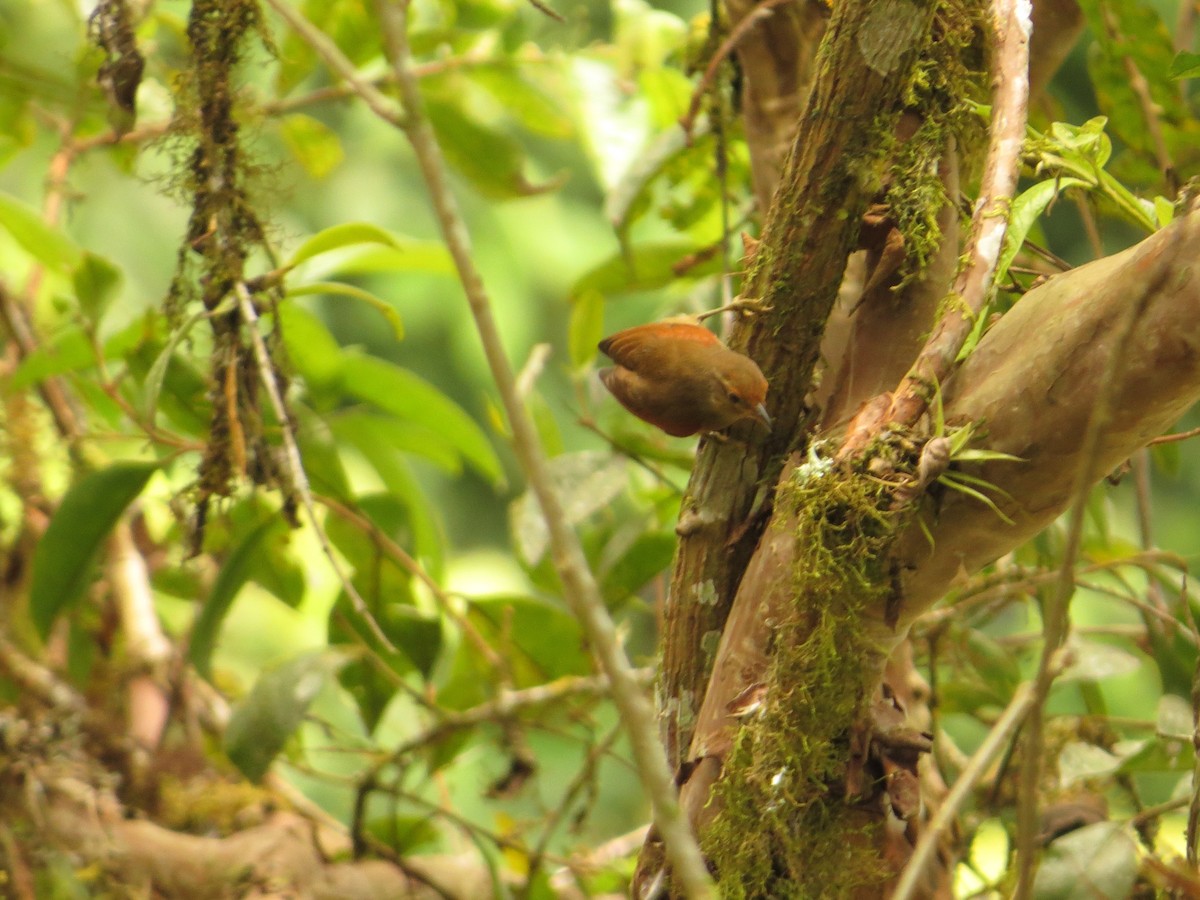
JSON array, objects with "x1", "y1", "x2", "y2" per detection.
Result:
[
  {"x1": 287, "y1": 222, "x2": 401, "y2": 268},
  {"x1": 10, "y1": 317, "x2": 143, "y2": 391},
  {"x1": 510, "y1": 452, "x2": 628, "y2": 565},
  {"x1": 279, "y1": 113, "x2": 344, "y2": 179},
  {"x1": 73, "y1": 252, "x2": 122, "y2": 322},
  {"x1": 471, "y1": 65, "x2": 575, "y2": 140},
  {"x1": 295, "y1": 408, "x2": 353, "y2": 500},
  {"x1": 1032, "y1": 822, "x2": 1137, "y2": 900},
  {"x1": 340, "y1": 353, "x2": 503, "y2": 487},
  {"x1": 1156, "y1": 693, "x2": 1193, "y2": 740},
  {"x1": 997, "y1": 178, "x2": 1089, "y2": 287},
  {"x1": 1169, "y1": 50, "x2": 1200, "y2": 80},
  {"x1": 425, "y1": 94, "x2": 553, "y2": 199},
  {"x1": 333, "y1": 409, "x2": 460, "y2": 474},
  {"x1": 189, "y1": 518, "x2": 288, "y2": 678},
  {"x1": 468, "y1": 595, "x2": 590, "y2": 686},
  {"x1": 568, "y1": 288, "x2": 605, "y2": 371},
  {"x1": 1058, "y1": 742, "x2": 1121, "y2": 787},
  {"x1": 30, "y1": 462, "x2": 159, "y2": 638},
  {"x1": 225, "y1": 650, "x2": 348, "y2": 782},
  {"x1": 570, "y1": 239, "x2": 720, "y2": 297},
  {"x1": 142, "y1": 306, "x2": 210, "y2": 425},
  {"x1": 1058, "y1": 638, "x2": 1141, "y2": 684},
  {"x1": 288, "y1": 281, "x2": 404, "y2": 341},
  {"x1": 0, "y1": 190, "x2": 82, "y2": 271},
  {"x1": 274, "y1": 301, "x2": 345, "y2": 387},
  {"x1": 601, "y1": 531, "x2": 676, "y2": 606}
]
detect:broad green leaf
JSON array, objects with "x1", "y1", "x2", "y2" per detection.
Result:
[
  {"x1": 288, "y1": 280, "x2": 403, "y2": 341},
  {"x1": 471, "y1": 65, "x2": 574, "y2": 140},
  {"x1": 225, "y1": 650, "x2": 348, "y2": 781},
  {"x1": 604, "y1": 123, "x2": 707, "y2": 235},
  {"x1": 996, "y1": 178, "x2": 1089, "y2": 287},
  {"x1": 332, "y1": 409, "x2": 459, "y2": 474},
  {"x1": 510, "y1": 452, "x2": 628, "y2": 565},
  {"x1": 568, "y1": 288, "x2": 605, "y2": 371},
  {"x1": 287, "y1": 222, "x2": 401, "y2": 268},
  {"x1": 340, "y1": 353, "x2": 503, "y2": 487},
  {"x1": 295, "y1": 408, "x2": 353, "y2": 500},
  {"x1": 1032, "y1": 822, "x2": 1137, "y2": 900},
  {"x1": 10, "y1": 317, "x2": 143, "y2": 391},
  {"x1": 1169, "y1": 50, "x2": 1200, "y2": 80},
  {"x1": 30, "y1": 462, "x2": 159, "y2": 638},
  {"x1": 125, "y1": 335, "x2": 210, "y2": 437},
  {"x1": 468, "y1": 595, "x2": 591, "y2": 686},
  {"x1": 309, "y1": 241, "x2": 454, "y2": 278},
  {"x1": 274, "y1": 301, "x2": 345, "y2": 387},
  {"x1": 425, "y1": 95, "x2": 555, "y2": 199},
  {"x1": 73, "y1": 252, "x2": 122, "y2": 322},
  {"x1": 189, "y1": 518, "x2": 287, "y2": 678},
  {"x1": 279, "y1": 113, "x2": 344, "y2": 179},
  {"x1": 0, "y1": 190, "x2": 82, "y2": 271},
  {"x1": 601, "y1": 531, "x2": 676, "y2": 606},
  {"x1": 331, "y1": 417, "x2": 447, "y2": 568},
  {"x1": 570, "y1": 239, "x2": 720, "y2": 297}
]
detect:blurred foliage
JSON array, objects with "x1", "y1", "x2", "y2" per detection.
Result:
[{"x1": 0, "y1": 0, "x2": 1199, "y2": 896}]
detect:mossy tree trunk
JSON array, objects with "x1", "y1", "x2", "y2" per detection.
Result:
[{"x1": 635, "y1": 0, "x2": 1200, "y2": 896}]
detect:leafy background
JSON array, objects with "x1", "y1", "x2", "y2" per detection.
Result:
[{"x1": 1, "y1": 0, "x2": 1200, "y2": 895}]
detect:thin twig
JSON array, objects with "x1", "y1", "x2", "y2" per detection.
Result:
[
  {"x1": 679, "y1": 0, "x2": 797, "y2": 139},
  {"x1": 317, "y1": 492, "x2": 508, "y2": 676},
  {"x1": 521, "y1": 721, "x2": 624, "y2": 897},
  {"x1": 1149, "y1": 425, "x2": 1200, "y2": 446},
  {"x1": 262, "y1": 0, "x2": 407, "y2": 129},
  {"x1": 892, "y1": 678, "x2": 1048, "y2": 900},
  {"x1": 369, "y1": 3, "x2": 715, "y2": 895},
  {"x1": 234, "y1": 282, "x2": 396, "y2": 652}
]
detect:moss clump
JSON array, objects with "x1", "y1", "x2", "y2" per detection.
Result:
[
  {"x1": 884, "y1": 0, "x2": 989, "y2": 286},
  {"x1": 703, "y1": 461, "x2": 903, "y2": 897}
]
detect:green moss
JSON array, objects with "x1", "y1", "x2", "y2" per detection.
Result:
[
  {"x1": 702, "y1": 458, "x2": 909, "y2": 897},
  {"x1": 883, "y1": 0, "x2": 989, "y2": 287}
]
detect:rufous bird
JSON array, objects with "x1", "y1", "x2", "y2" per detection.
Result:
[{"x1": 597, "y1": 320, "x2": 772, "y2": 437}]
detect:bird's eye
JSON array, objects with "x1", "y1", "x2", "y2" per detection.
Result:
[{"x1": 728, "y1": 392, "x2": 743, "y2": 405}]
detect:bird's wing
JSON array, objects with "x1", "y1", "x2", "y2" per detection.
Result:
[{"x1": 597, "y1": 321, "x2": 720, "y2": 369}]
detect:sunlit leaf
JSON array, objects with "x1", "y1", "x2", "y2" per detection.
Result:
[
  {"x1": 570, "y1": 239, "x2": 719, "y2": 298},
  {"x1": 274, "y1": 301, "x2": 345, "y2": 387},
  {"x1": 0, "y1": 190, "x2": 82, "y2": 271},
  {"x1": 340, "y1": 353, "x2": 503, "y2": 487},
  {"x1": 568, "y1": 288, "x2": 605, "y2": 371},
  {"x1": 287, "y1": 222, "x2": 402, "y2": 268},
  {"x1": 279, "y1": 113, "x2": 344, "y2": 179},
  {"x1": 288, "y1": 280, "x2": 404, "y2": 341}
]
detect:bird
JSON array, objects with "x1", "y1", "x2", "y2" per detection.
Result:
[{"x1": 597, "y1": 320, "x2": 772, "y2": 438}]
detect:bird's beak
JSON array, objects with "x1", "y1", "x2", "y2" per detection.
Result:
[{"x1": 754, "y1": 403, "x2": 773, "y2": 432}]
